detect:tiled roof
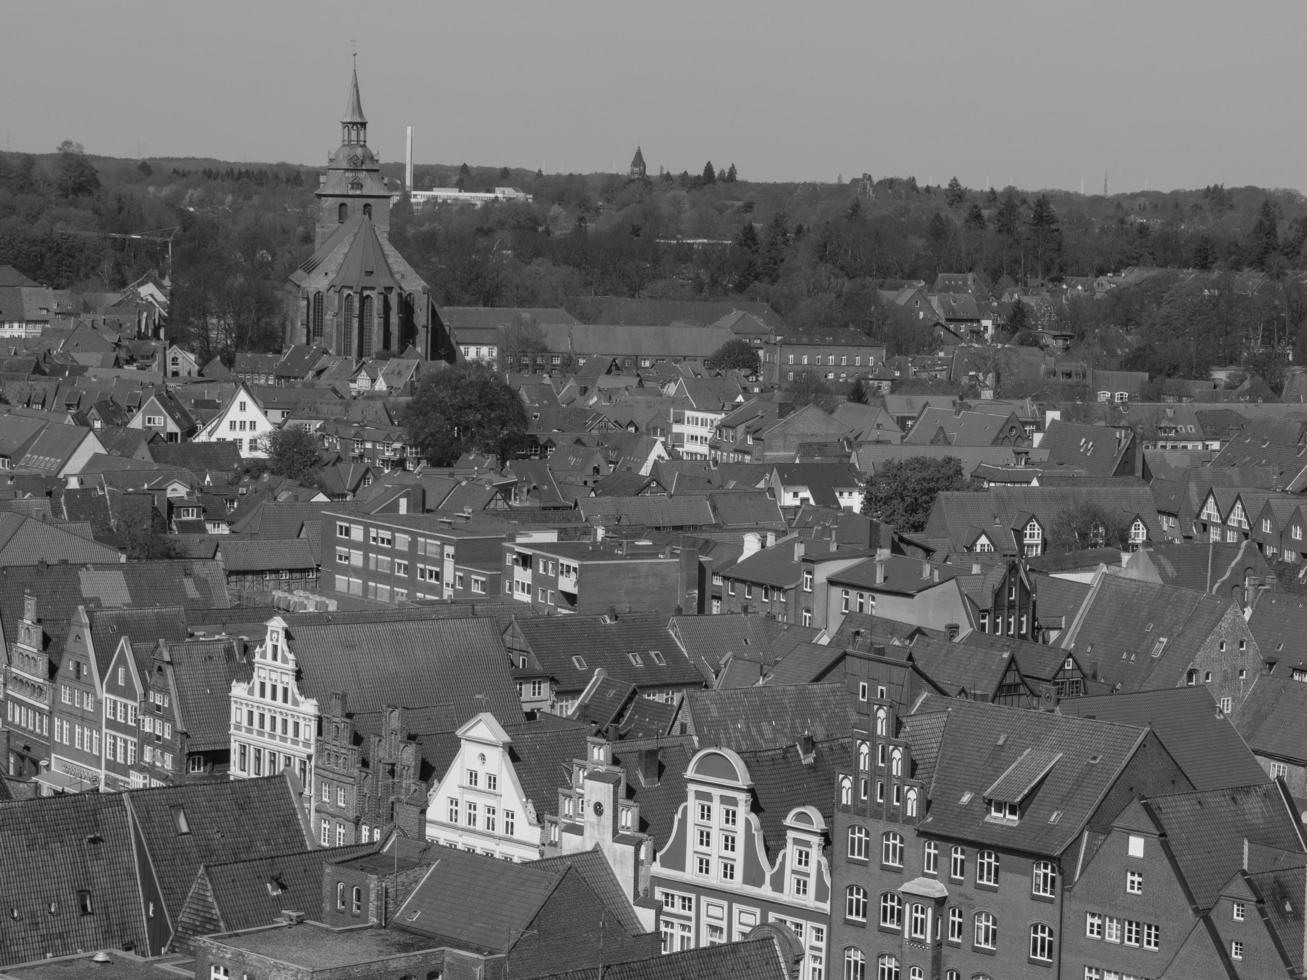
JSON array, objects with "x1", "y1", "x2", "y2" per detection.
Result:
[
  {"x1": 912, "y1": 698, "x2": 1151, "y2": 856},
  {"x1": 1247, "y1": 593, "x2": 1307, "y2": 665},
  {"x1": 88, "y1": 605, "x2": 190, "y2": 680},
  {"x1": 1059, "y1": 574, "x2": 1241, "y2": 692},
  {"x1": 1232, "y1": 674, "x2": 1307, "y2": 765},
  {"x1": 217, "y1": 537, "x2": 316, "y2": 572},
  {"x1": 1210, "y1": 417, "x2": 1307, "y2": 490},
  {"x1": 0, "y1": 790, "x2": 145, "y2": 964},
  {"x1": 1142, "y1": 782, "x2": 1304, "y2": 910},
  {"x1": 764, "y1": 642, "x2": 847, "y2": 686},
  {"x1": 503, "y1": 716, "x2": 592, "y2": 821},
  {"x1": 512, "y1": 613, "x2": 703, "y2": 695},
  {"x1": 528, "y1": 848, "x2": 646, "y2": 936},
  {"x1": 392, "y1": 844, "x2": 565, "y2": 952},
  {"x1": 0, "y1": 511, "x2": 121, "y2": 566},
  {"x1": 177, "y1": 843, "x2": 374, "y2": 945},
  {"x1": 738, "y1": 738, "x2": 851, "y2": 856},
  {"x1": 578, "y1": 495, "x2": 714, "y2": 528},
  {"x1": 908, "y1": 634, "x2": 1023, "y2": 700},
  {"x1": 169, "y1": 637, "x2": 254, "y2": 752},
  {"x1": 706, "y1": 491, "x2": 786, "y2": 529},
  {"x1": 720, "y1": 539, "x2": 805, "y2": 589},
  {"x1": 531, "y1": 936, "x2": 788, "y2": 980},
  {"x1": 610, "y1": 737, "x2": 696, "y2": 842},
  {"x1": 123, "y1": 774, "x2": 312, "y2": 926},
  {"x1": 1059, "y1": 687, "x2": 1266, "y2": 791},
  {"x1": 288, "y1": 615, "x2": 523, "y2": 724},
  {"x1": 684, "y1": 684, "x2": 855, "y2": 751}
]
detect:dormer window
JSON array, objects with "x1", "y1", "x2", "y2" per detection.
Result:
[{"x1": 988, "y1": 799, "x2": 1019, "y2": 822}]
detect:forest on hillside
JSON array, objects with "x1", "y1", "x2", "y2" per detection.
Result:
[{"x1": 3, "y1": 143, "x2": 1307, "y2": 378}]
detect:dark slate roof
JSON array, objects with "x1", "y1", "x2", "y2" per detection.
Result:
[
  {"x1": 1232, "y1": 674, "x2": 1307, "y2": 764},
  {"x1": 181, "y1": 843, "x2": 375, "y2": 941},
  {"x1": 533, "y1": 935, "x2": 789, "y2": 980},
  {"x1": 169, "y1": 637, "x2": 254, "y2": 752},
  {"x1": 739, "y1": 738, "x2": 851, "y2": 856},
  {"x1": 287, "y1": 615, "x2": 523, "y2": 724},
  {"x1": 908, "y1": 634, "x2": 1024, "y2": 700},
  {"x1": 610, "y1": 737, "x2": 696, "y2": 842},
  {"x1": 684, "y1": 684, "x2": 855, "y2": 751},
  {"x1": 1247, "y1": 593, "x2": 1307, "y2": 664},
  {"x1": 1142, "y1": 782, "x2": 1305, "y2": 910},
  {"x1": 1059, "y1": 574, "x2": 1240, "y2": 692},
  {"x1": 1058, "y1": 687, "x2": 1266, "y2": 791},
  {"x1": 670, "y1": 614, "x2": 813, "y2": 680},
  {"x1": 217, "y1": 537, "x2": 316, "y2": 572},
  {"x1": 0, "y1": 511, "x2": 121, "y2": 566},
  {"x1": 512, "y1": 613, "x2": 704, "y2": 695},
  {"x1": 528, "y1": 848, "x2": 645, "y2": 935},
  {"x1": 0, "y1": 790, "x2": 145, "y2": 964},
  {"x1": 123, "y1": 773, "x2": 312, "y2": 925},
  {"x1": 148, "y1": 441, "x2": 240, "y2": 476},
  {"x1": 910, "y1": 698, "x2": 1152, "y2": 856},
  {"x1": 503, "y1": 716, "x2": 592, "y2": 819},
  {"x1": 764, "y1": 642, "x2": 847, "y2": 686},
  {"x1": 1210, "y1": 417, "x2": 1307, "y2": 491},
  {"x1": 392, "y1": 844, "x2": 566, "y2": 952},
  {"x1": 88, "y1": 605, "x2": 190, "y2": 680}
]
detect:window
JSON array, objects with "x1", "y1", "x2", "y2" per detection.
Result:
[
  {"x1": 846, "y1": 885, "x2": 867, "y2": 922},
  {"x1": 950, "y1": 845, "x2": 965, "y2": 880},
  {"x1": 1032, "y1": 861, "x2": 1057, "y2": 898},
  {"x1": 882, "y1": 832, "x2": 903, "y2": 867},
  {"x1": 875, "y1": 955, "x2": 899, "y2": 980},
  {"x1": 1124, "y1": 919, "x2": 1141, "y2": 947},
  {"x1": 1126, "y1": 870, "x2": 1142, "y2": 894},
  {"x1": 447, "y1": 798, "x2": 459, "y2": 823},
  {"x1": 1233, "y1": 901, "x2": 1246, "y2": 921},
  {"x1": 1085, "y1": 912, "x2": 1103, "y2": 939},
  {"x1": 1144, "y1": 922, "x2": 1159, "y2": 951},
  {"x1": 923, "y1": 840, "x2": 938, "y2": 875},
  {"x1": 1232, "y1": 940, "x2": 1244, "y2": 961},
  {"x1": 976, "y1": 849, "x2": 999, "y2": 886},
  {"x1": 1127, "y1": 833, "x2": 1145, "y2": 858},
  {"x1": 848, "y1": 825, "x2": 869, "y2": 860},
  {"x1": 843, "y1": 947, "x2": 865, "y2": 980},
  {"x1": 908, "y1": 903, "x2": 928, "y2": 940},
  {"x1": 1104, "y1": 916, "x2": 1121, "y2": 943},
  {"x1": 1029, "y1": 923, "x2": 1055, "y2": 963},
  {"x1": 947, "y1": 907, "x2": 962, "y2": 943},
  {"x1": 973, "y1": 911, "x2": 996, "y2": 950},
  {"x1": 878, "y1": 891, "x2": 901, "y2": 929},
  {"x1": 351, "y1": 886, "x2": 362, "y2": 914}
]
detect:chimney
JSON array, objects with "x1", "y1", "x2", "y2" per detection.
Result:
[
  {"x1": 921, "y1": 562, "x2": 931, "y2": 581},
  {"x1": 637, "y1": 747, "x2": 661, "y2": 787},
  {"x1": 405, "y1": 125, "x2": 414, "y2": 193},
  {"x1": 875, "y1": 559, "x2": 887, "y2": 585},
  {"x1": 797, "y1": 733, "x2": 815, "y2": 764}
]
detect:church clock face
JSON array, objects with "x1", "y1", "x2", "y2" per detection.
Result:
[{"x1": 348, "y1": 153, "x2": 362, "y2": 168}]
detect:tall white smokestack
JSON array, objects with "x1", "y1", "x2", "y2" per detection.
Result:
[{"x1": 405, "y1": 125, "x2": 414, "y2": 194}]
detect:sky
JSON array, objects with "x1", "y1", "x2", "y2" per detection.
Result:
[{"x1": 7, "y1": 1, "x2": 1306, "y2": 194}]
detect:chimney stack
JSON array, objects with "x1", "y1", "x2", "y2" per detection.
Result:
[
  {"x1": 405, "y1": 126, "x2": 414, "y2": 193},
  {"x1": 637, "y1": 747, "x2": 661, "y2": 787}
]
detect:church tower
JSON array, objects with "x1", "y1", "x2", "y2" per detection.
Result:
[
  {"x1": 289, "y1": 60, "x2": 451, "y2": 363},
  {"x1": 314, "y1": 61, "x2": 392, "y2": 248}
]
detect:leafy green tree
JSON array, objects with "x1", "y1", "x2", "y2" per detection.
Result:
[
  {"x1": 723, "y1": 163, "x2": 738, "y2": 183},
  {"x1": 945, "y1": 177, "x2": 966, "y2": 208},
  {"x1": 702, "y1": 161, "x2": 716, "y2": 185},
  {"x1": 862, "y1": 456, "x2": 976, "y2": 533},
  {"x1": 402, "y1": 363, "x2": 528, "y2": 465},
  {"x1": 1027, "y1": 194, "x2": 1062, "y2": 278},
  {"x1": 1007, "y1": 300, "x2": 1033, "y2": 336},
  {"x1": 55, "y1": 141, "x2": 99, "y2": 198},
  {"x1": 847, "y1": 377, "x2": 870, "y2": 404},
  {"x1": 705, "y1": 338, "x2": 760, "y2": 374},
  {"x1": 1047, "y1": 503, "x2": 1129, "y2": 552},
  {"x1": 1249, "y1": 199, "x2": 1281, "y2": 271},
  {"x1": 786, "y1": 371, "x2": 836, "y2": 412},
  {"x1": 264, "y1": 426, "x2": 322, "y2": 483}
]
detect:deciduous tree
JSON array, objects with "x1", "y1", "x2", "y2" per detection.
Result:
[
  {"x1": 862, "y1": 456, "x2": 976, "y2": 532},
  {"x1": 705, "y1": 338, "x2": 760, "y2": 374},
  {"x1": 402, "y1": 363, "x2": 528, "y2": 465},
  {"x1": 264, "y1": 426, "x2": 323, "y2": 483}
]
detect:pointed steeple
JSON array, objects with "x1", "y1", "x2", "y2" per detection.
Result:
[{"x1": 341, "y1": 56, "x2": 367, "y2": 146}]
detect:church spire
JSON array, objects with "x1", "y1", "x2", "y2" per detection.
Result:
[{"x1": 341, "y1": 56, "x2": 367, "y2": 146}]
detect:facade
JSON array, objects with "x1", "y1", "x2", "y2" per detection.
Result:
[
  {"x1": 229, "y1": 617, "x2": 317, "y2": 809},
  {"x1": 651, "y1": 746, "x2": 833, "y2": 980},
  {"x1": 4, "y1": 594, "x2": 53, "y2": 778},
  {"x1": 764, "y1": 336, "x2": 888, "y2": 386},
  {"x1": 502, "y1": 537, "x2": 685, "y2": 616},
  {"x1": 192, "y1": 381, "x2": 275, "y2": 458},
  {"x1": 287, "y1": 64, "x2": 439, "y2": 360}
]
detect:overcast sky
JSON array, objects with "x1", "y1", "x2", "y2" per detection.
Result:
[{"x1": 8, "y1": 1, "x2": 1305, "y2": 193}]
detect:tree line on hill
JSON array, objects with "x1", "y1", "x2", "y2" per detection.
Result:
[{"x1": 4, "y1": 144, "x2": 1307, "y2": 377}]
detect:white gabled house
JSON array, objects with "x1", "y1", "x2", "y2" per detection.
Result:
[{"x1": 193, "y1": 381, "x2": 275, "y2": 458}]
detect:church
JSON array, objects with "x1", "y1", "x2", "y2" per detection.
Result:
[{"x1": 288, "y1": 63, "x2": 448, "y2": 361}]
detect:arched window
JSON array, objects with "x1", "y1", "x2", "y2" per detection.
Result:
[
  {"x1": 343, "y1": 293, "x2": 355, "y2": 338},
  {"x1": 311, "y1": 292, "x2": 324, "y2": 344},
  {"x1": 363, "y1": 203, "x2": 373, "y2": 219},
  {"x1": 973, "y1": 911, "x2": 996, "y2": 950},
  {"x1": 839, "y1": 776, "x2": 853, "y2": 806},
  {"x1": 351, "y1": 886, "x2": 362, "y2": 914},
  {"x1": 1186, "y1": 668, "x2": 1198, "y2": 686},
  {"x1": 909, "y1": 967, "x2": 924, "y2": 980},
  {"x1": 882, "y1": 832, "x2": 904, "y2": 867},
  {"x1": 845, "y1": 885, "x2": 867, "y2": 922},
  {"x1": 905, "y1": 787, "x2": 919, "y2": 817},
  {"x1": 857, "y1": 741, "x2": 870, "y2": 772},
  {"x1": 976, "y1": 850, "x2": 999, "y2": 886},
  {"x1": 338, "y1": 202, "x2": 348, "y2": 223},
  {"x1": 1031, "y1": 860, "x2": 1057, "y2": 898},
  {"x1": 335, "y1": 881, "x2": 346, "y2": 910},
  {"x1": 843, "y1": 947, "x2": 866, "y2": 980},
  {"x1": 875, "y1": 707, "x2": 887, "y2": 736},
  {"x1": 878, "y1": 891, "x2": 902, "y2": 929},
  {"x1": 876, "y1": 955, "x2": 899, "y2": 980},
  {"x1": 890, "y1": 748, "x2": 903, "y2": 776},
  {"x1": 847, "y1": 825, "x2": 869, "y2": 860},
  {"x1": 359, "y1": 294, "x2": 374, "y2": 358},
  {"x1": 1029, "y1": 922, "x2": 1055, "y2": 963}
]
